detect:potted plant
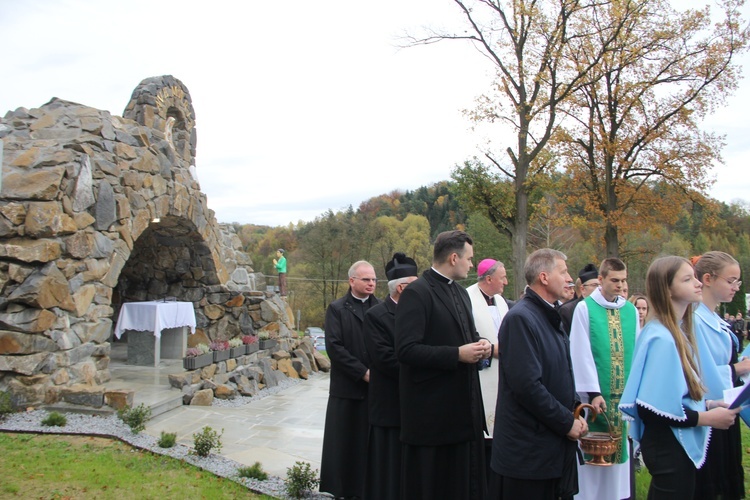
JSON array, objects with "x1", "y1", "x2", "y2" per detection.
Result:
[
  {"x1": 242, "y1": 334, "x2": 259, "y2": 355},
  {"x1": 210, "y1": 340, "x2": 230, "y2": 362},
  {"x1": 183, "y1": 343, "x2": 212, "y2": 370},
  {"x1": 228, "y1": 338, "x2": 244, "y2": 358},
  {"x1": 258, "y1": 332, "x2": 277, "y2": 350}
]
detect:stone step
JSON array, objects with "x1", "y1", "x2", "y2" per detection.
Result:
[
  {"x1": 44, "y1": 384, "x2": 183, "y2": 421},
  {"x1": 141, "y1": 392, "x2": 183, "y2": 419}
]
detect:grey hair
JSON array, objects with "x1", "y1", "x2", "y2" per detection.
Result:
[
  {"x1": 388, "y1": 277, "x2": 412, "y2": 295},
  {"x1": 478, "y1": 261, "x2": 505, "y2": 282},
  {"x1": 524, "y1": 249, "x2": 567, "y2": 285},
  {"x1": 348, "y1": 260, "x2": 374, "y2": 278}
]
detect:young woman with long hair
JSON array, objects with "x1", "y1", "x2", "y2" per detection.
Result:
[
  {"x1": 620, "y1": 256, "x2": 739, "y2": 498},
  {"x1": 692, "y1": 251, "x2": 748, "y2": 499},
  {"x1": 628, "y1": 293, "x2": 649, "y2": 329}
]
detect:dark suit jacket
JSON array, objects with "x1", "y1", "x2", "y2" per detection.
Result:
[
  {"x1": 396, "y1": 269, "x2": 485, "y2": 445},
  {"x1": 363, "y1": 297, "x2": 400, "y2": 427},
  {"x1": 324, "y1": 290, "x2": 380, "y2": 400}
]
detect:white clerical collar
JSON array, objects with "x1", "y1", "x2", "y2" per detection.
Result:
[
  {"x1": 431, "y1": 267, "x2": 453, "y2": 284},
  {"x1": 590, "y1": 288, "x2": 625, "y2": 309},
  {"x1": 351, "y1": 292, "x2": 369, "y2": 302}
]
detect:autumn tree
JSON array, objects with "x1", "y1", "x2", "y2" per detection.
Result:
[
  {"x1": 369, "y1": 214, "x2": 433, "y2": 273},
  {"x1": 409, "y1": 0, "x2": 615, "y2": 295},
  {"x1": 295, "y1": 209, "x2": 371, "y2": 314},
  {"x1": 555, "y1": 0, "x2": 748, "y2": 256}
]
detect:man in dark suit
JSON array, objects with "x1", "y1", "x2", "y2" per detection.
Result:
[
  {"x1": 396, "y1": 230, "x2": 492, "y2": 500},
  {"x1": 362, "y1": 253, "x2": 418, "y2": 500},
  {"x1": 320, "y1": 260, "x2": 380, "y2": 500}
]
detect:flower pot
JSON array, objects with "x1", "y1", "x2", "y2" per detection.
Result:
[
  {"x1": 230, "y1": 346, "x2": 244, "y2": 358},
  {"x1": 245, "y1": 343, "x2": 259, "y2": 355},
  {"x1": 259, "y1": 339, "x2": 277, "y2": 350},
  {"x1": 183, "y1": 352, "x2": 213, "y2": 370},
  {"x1": 212, "y1": 350, "x2": 230, "y2": 362}
]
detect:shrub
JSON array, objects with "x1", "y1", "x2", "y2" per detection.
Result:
[
  {"x1": 117, "y1": 403, "x2": 152, "y2": 434},
  {"x1": 228, "y1": 338, "x2": 243, "y2": 348},
  {"x1": 195, "y1": 343, "x2": 210, "y2": 354},
  {"x1": 237, "y1": 461, "x2": 268, "y2": 481},
  {"x1": 193, "y1": 426, "x2": 223, "y2": 457},
  {"x1": 241, "y1": 335, "x2": 258, "y2": 345},
  {"x1": 285, "y1": 461, "x2": 320, "y2": 498},
  {"x1": 0, "y1": 391, "x2": 13, "y2": 421},
  {"x1": 41, "y1": 411, "x2": 67, "y2": 427},
  {"x1": 258, "y1": 331, "x2": 270, "y2": 340},
  {"x1": 157, "y1": 431, "x2": 177, "y2": 448}
]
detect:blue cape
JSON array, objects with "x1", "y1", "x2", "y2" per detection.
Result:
[{"x1": 619, "y1": 320, "x2": 710, "y2": 467}]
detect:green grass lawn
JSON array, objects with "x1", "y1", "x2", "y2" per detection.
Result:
[
  {"x1": 634, "y1": 423, "x2": 750, "y2": 497},
  {"x1": 0, "y1": 433, "x2": 271, "y2": 499}
]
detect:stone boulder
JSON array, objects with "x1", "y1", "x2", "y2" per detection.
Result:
[
  {"x1": 104, "y1": 389, "x2": 134, "y2": 410},
  {"x1": 214, "y1": 384, "x2": 237, "y2": 399},
  {"x1": 292, "y1": 348, "x2": 313, "y2": 374},
  {"x1": 277, "y1": 358, "x2": 299, "y2": 379},
  {"x1": 313, "y1": 350, "x2": 331, "y2": 372},
  {"x1": 292, "y1": 359, "x2": 309, "y2": 379},
  {"x1": 190, "y1": 388, "x2": 214, "y2": 406},
  {"x1": 60, "y1": 384, "x2": 104, "y2": 407}
]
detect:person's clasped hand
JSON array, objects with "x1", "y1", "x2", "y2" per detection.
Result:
[
  {"x1": 458, "y1": 340, "x2": 491, "y2": 364},
  {"x1": 567, "y1": 415, "x2": 589, "y2": 441}
]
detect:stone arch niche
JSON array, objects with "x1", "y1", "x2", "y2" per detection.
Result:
[{"x1": 0, "y1": 75, "x2": 286, "y2": 409}]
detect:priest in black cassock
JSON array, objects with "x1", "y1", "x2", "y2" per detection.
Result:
[
  {"x1": 320, "y1": 260, "x2": 380, "y2": 499},
  {"x1": 362, "y1": 253, "x2": 418, "y2": 500},
  {"x1": 396, "y1": 230, "x2": 492, "y2": 500}
]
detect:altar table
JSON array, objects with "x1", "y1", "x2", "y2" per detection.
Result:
[{"x1": 114, "y1": 301, "x2": 197, "y2": 367}]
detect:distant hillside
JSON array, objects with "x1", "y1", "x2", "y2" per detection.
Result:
[{"x1": 357, "y1": 181, "x2": 467, "y2": 237}]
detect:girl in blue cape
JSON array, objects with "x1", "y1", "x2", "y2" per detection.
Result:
[
  {"x1": 619, "y1": 256, "x2": 739, "y2": 499},
  {"x1": 693, "y1": 251, "x2": 747, "y2": 499}
]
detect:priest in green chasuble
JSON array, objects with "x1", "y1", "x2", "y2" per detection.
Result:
[{"x1": 570, "y1": 258, "x2": 638, "y2": 500}]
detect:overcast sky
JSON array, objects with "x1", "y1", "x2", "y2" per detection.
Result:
[{"x1": 1, "y1": 1, "x2": 748, "y2": 227}]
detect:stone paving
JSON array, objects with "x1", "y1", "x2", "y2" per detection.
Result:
[
  {"x1": 108, "y1": 341, "x2": 329, "y2": 478},
  {"x1": 142, "y1": 371, "x2": 329, "y2": 478}
]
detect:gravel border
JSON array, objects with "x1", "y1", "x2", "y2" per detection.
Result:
[{"x1": 0, "y1": 377, "x2": 331, "y2": 499}]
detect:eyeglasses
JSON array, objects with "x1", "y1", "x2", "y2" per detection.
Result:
[
  {"x1": 582, "y1": 282, "x2": 599, "y2": 288},
  {"x1": 352, "y1": 277, "x2": 377, "y2": 283},
  {"x1": 715, "y1": 275, "x2": 742, "y2": 288}
]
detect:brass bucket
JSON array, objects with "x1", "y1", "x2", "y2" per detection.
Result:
[{"x1": 573, "y1": 403, "x2": 622, "y2": 466}]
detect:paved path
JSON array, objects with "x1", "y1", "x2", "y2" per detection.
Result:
[{"x1": 144, "y1": 373, "x2": 330, "y2": 479}]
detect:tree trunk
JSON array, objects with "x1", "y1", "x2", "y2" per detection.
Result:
[
  {"x1": 605, "y1": 221, "x2": 619, "y2": 258},
  {"x1": 513, "y1": 188, "x2": 529, "y2": 299}
]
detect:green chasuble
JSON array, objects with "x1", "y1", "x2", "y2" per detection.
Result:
[{"x1": 584, "y1": 296, "x2": 636, "y2": 463}]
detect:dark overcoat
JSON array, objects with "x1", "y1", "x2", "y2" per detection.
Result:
[
  {"x1": 492, "y1": 286, "x2": 579, "y2": 480},
  {"x1": 324, "y1": 290, "x2": 380, "y2": 399},
  {"x1": 320, "y1": 289, "x2": 380, "y2": 498},
  {"x1": 396, "y1": 269, "x2": 486, "y2": 445}
]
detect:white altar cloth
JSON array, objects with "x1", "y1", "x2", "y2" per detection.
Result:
[{"x1": 114, "y1": 301, "x2": 196, "y2": 339}]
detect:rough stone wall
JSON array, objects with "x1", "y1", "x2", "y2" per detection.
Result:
[{"x1": 0, "y1": 75, "x2": 291, "y2": 408}]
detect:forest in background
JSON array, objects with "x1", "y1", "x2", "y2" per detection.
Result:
[{"x1": 232, "y1": 177, "x2": 750, "y2": 329}]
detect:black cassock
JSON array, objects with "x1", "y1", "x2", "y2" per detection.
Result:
[
  {"x1": 363, "y1": 297, "x2": 401, "y2": 500},
  {"x1": 319, "y1": 291, "x2": 378, "y2": 498},
  {"x1": 396, "y1": 269, "x2": 487, "y2": 500}
]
